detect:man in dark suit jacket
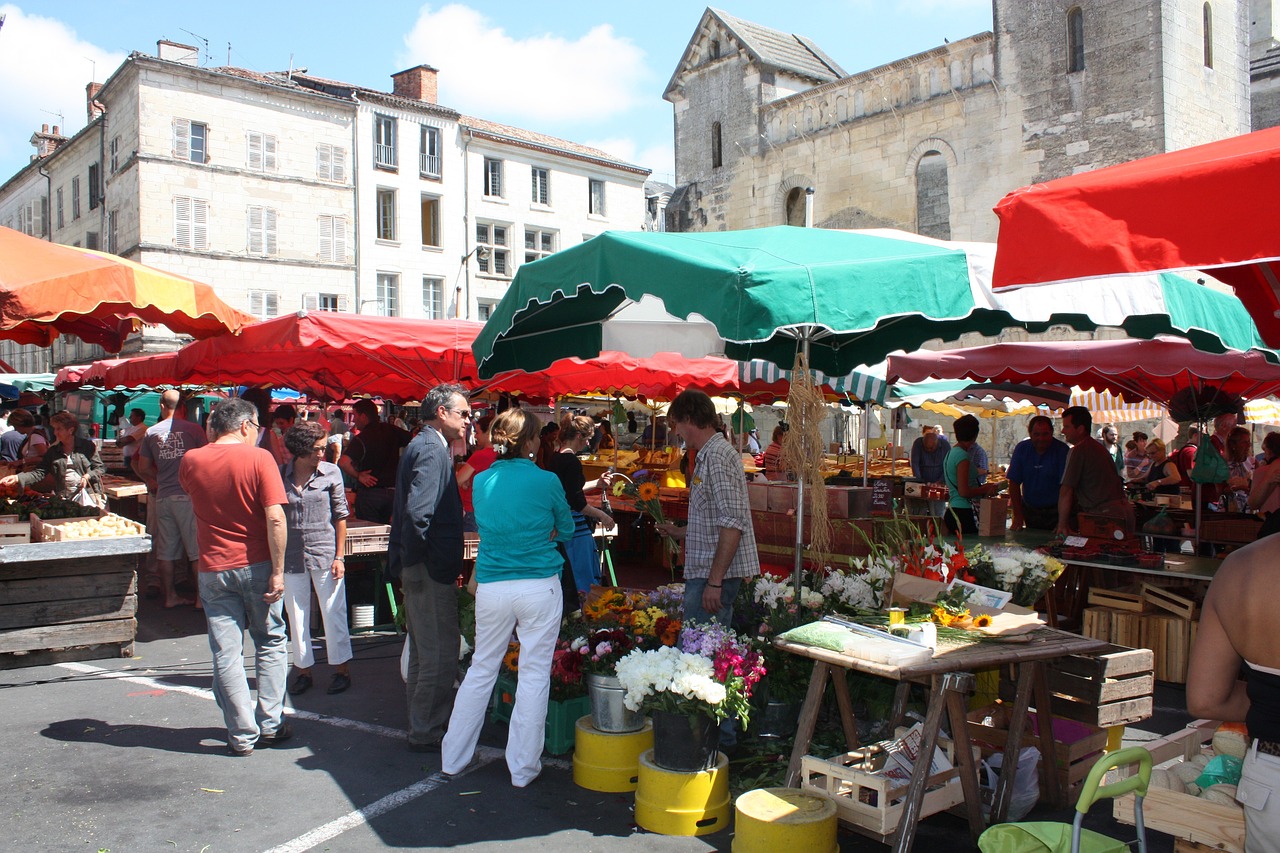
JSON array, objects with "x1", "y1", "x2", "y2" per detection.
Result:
[{"x1": 390, "y1": 383, "x2": 468, "y2": 752}]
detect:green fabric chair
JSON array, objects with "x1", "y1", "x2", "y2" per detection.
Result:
[{"x1": 977, "y1": 747, "x2": 1151, "y2": 853}]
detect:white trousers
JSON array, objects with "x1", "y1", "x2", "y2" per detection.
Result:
[
  {"x1": 282, "y1": 567, "x2": 352, "y2": 670},
  {"x1": 441, "y1": 575, "x2": 561, "y2": 786}
]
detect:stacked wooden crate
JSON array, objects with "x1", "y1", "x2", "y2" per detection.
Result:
[{"x1": 1080, "y1": 584, "x2": 1199, "y2": 683}]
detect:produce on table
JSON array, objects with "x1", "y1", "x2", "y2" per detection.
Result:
[
  {"x1": 0, "y1": 497, "x2": 100, "y2": 519},
  {"x1": 49, "y1": 514, "x2": 145, "y2": 540}
]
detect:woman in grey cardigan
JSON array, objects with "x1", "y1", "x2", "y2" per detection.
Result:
[{"x1": 1, "y1": 410, "x2": 104, "y2": 504}]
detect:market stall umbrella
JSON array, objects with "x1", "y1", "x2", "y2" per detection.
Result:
[
  {"x1": 483, "y1": 350, "x2": 740, "y2": 401},
  {"x1": 990, "y1": 126, "x2": 1280, "y2": 346},
  {"x1": 172, "y1": 311, "x2": 487, "y2": 403},
  {"x1": 0, "y1": 226, "x2": 256, "y2": 352},
  {"x1": 474, "y1": 227, "x2": 1267, "y2": 380},
  {"x1": 886, "y1": 336, "x2": 1280, "y2": 407}
]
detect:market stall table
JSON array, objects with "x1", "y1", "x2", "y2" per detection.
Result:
[
  {"x1": 0, "y1": 534, "x2": 151, "y2": 668},
  {"x1": 778, "y1": 626, "x2": 1116, "y2": 852}
]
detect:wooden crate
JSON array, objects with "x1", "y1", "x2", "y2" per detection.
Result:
[
  {"x1": 967, "y1": 707, "x2": 1109, "y2": 799},
  {"x1": 0, "y1": 518, "x2": 31, "y2": 545},
  {"x1": 1199, "y1": 516, "x2": 1261, "y2": 545},
  {"x1": 0, "y1": 539, "x2": 148, "y2": 669},
  {"x1": 1087, "y1": 587, "x2": 1147, "y2": 613},
  {"x1": 999, "y1": 645, "x2": 1155, "y2": 728},
  {"x1": 798, "y1": 735, "x2": 968, "y2": 840},
  {"x1": 33, "y1": 513, "x2": 145, "y2": 542},
  {"x1": 978, "y1": 498, "x2": 1009, "y2": 537},
  {"x1": 1140, "y1": 582, "x2": 1198, "y2": 621},
  {"x1": 1112, "y1": 720, "x2": 1245, "y2": 853},
  {"x1": 1139, "y1": 613, "x2": 1197, "y2": 684}
]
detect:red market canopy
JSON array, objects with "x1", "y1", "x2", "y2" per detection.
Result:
[
  {"x1": 0, "y1": 226, "x2": 255, "y2": 351},
  {"x1": 886, "y1": 337, "x2": 1280, "y2": 407},
  {"x1": 485, "y1": 350, "x2": 740, "y2": 402},
  {"x1": 991, "y1": 126, "x2": 1280, "y2": 346}
]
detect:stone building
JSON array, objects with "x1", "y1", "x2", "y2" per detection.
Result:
[{"x1": 663, "y1": 3, "x2": 1255, "y2": 239}]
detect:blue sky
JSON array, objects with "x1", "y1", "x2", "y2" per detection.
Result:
[{"x1": 0, "y1": 1, "x2": 992, "y2": 184}]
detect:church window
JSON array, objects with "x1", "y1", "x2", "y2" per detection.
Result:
[
  {"x1": 711, "y1": 122, "x2": 722, "y2": 169},
  {"x1": 710, "y1": 39, "x2": 720, "y2": 59},
  {"x1": 1203, "y1": 3, "x2": 1213, "y2": 68},
  {"x1": 1067, "y1": 8, "x2": 1085, "y2": 73},
  {"x1": 915, "y1": 152, "x2": 951, "y2": 240}
]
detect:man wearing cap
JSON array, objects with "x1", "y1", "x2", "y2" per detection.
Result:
[{"x1": 339, "y1": 400, "x2": 411, "y2": 523}]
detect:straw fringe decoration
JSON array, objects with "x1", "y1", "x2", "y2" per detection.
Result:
[{"x1": 781, "y1": 351, "x2": 831, "y2": 563}]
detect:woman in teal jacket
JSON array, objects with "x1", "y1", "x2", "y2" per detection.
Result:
[{"x1": 441, "y1": 408, "x2": 572, "y2": 787}]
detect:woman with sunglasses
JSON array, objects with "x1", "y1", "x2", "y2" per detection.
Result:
[
  {"x1": 1130, "y1": 438, "x2": 1182, "y2": 497},
  {"x1": 280, "y1": 420, "x2": 353, "y2": 696}
]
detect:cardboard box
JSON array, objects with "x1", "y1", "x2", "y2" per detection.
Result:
[
  {"x1": 826, "y1": 486, "x2": 873, "y2": 519},
  {"x1": 978, "y1": 497, "x2": 1009, "y2": 536},
  {"x1": 747, "y1": 482, "x2": 769, "y2": 512}
]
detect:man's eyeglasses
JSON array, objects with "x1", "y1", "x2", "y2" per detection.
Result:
[
  {"x1": 246, "y1": 420, "x2": 261, "y2": 431},
  {"x1": 446, "y1": 407, "x2": 472, "y2": 421}
]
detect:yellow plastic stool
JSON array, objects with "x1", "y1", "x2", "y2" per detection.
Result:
[
  {"x1": 732, "y1": 787, "x2": 838, "y2": 853},
  {"x1": 572, "y1": 716, "x2": 654, "y2": 793},
  {"x1": 634, "y1": 749, "x2": 731, "y2": 836}
]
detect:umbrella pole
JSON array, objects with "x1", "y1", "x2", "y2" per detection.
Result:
[
  {"x1": 862, "y1": 403, "x2": 871, "y2": 485},
  {"x1": 792, "y1": 338, "x2": 811, "y2": 598}
]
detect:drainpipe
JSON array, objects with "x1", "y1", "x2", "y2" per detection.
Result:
[
  {"x1": 37, "y1": 164, "x2": 53, "y2": 373},
  {"x1": 350, "y1": 91, "x2": 362, "y2": 310},
  {"x1": 803, "y1": 186, "x2": 815, "y2": 227},
  {"x1": 461, "y1": 127, "x2": 474, "y2": 320}
]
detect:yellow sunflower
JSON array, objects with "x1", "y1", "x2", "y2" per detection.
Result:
[
  {"x1": 637, "y1": 481, "x2": 660, "y2": 501},
  {"x1": 973, "y1": 614, "x2": 993, "y2": 628},
  {"x1": 502, "y1": 642, "x2": 521, "y2": 672}
]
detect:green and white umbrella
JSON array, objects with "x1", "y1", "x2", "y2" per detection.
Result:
[{"x1": 473, "y1": 226, "x2": 1267, "y2": 379}]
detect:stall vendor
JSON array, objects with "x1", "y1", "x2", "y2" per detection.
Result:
[
  {"x1": 1057, "y1": 406, "x2": 1133, "y2": 536},
  {"x1": 943, "y1": 415, "x2": 1002, "y2": 536},
  {"x1": 1131, "y1": 439, "x2": 1181, "y2": 496},
  {"x1": 1007, "y1": 415, "x2": 1069, "y2": 531}
]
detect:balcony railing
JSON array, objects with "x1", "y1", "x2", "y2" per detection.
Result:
[
  {"x1": 374, "y1": 143, "x2": 397, "y2": 169},
  {"x1": 420, "y1": 152, "x2": 441, "y2": 178}
]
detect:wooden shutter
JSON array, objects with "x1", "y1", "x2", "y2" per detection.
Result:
[
  {"x1": 248, "y1": 132, "x2": 263, "y2": 170},
  {"x1": 318, "y1": 215, "x2": 333, "y2": 261},
  {"x1": 332, "y1": 147, "x2": 346, "y2": 182},
  {"x1": 303, "y1": 293, "x2": 319, "y2": 311},
  {"x1": 333, "y1": 216, "x2": 347, "y2": 261},
  {"x1": 174, "y1": 196, "x2": 191, "y2": 247},
  {"x1": 173, "y1": 118, "x2": 191, "y2": 160},
  {"x1": 192, "y1": 199, "x2": 208, "y2": 250},
  {"x1": 248, "y1": 206, "x2": 263, "y2": 254},
  {"x1": 263, "y1": 135, "x2": 277, "y2": 171},
  {"x1": 265, "y1": 208, "x2": 277, "y2": 255},
  {"x1": 316, "y1": 144, "x2": 330, "y2": 179}
]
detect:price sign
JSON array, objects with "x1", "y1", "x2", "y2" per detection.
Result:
[{"x1": 871, "y1": 479, "x2": 895, "y2": 515}]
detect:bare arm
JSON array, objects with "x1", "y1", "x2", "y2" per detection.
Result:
[
  {"x1": 134, "y1": 455, "x2": 159, "y2": 492},
  {"x1": 332, "y1": 516, "x2": 347, "y2": 579},
  {"x1": 264, "y1": 504, "x2": 287, "y2": 601},
  {"x1": 1008, "y1": 481, "x2": 1026, "y2": 530},
  {"x1": 1056, "y1": 485, "x2": 1075, "y2": 535},
  {"x1": 1187, "y1": 581, "x2": 1250, "y2": 721}
]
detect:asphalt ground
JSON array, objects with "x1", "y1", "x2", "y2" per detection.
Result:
[{"x1": 0, "y1": 594, "x2": 1192, "y2": 852}]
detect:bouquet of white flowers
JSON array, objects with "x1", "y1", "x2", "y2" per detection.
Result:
[
  {"x1": 615, "y1": 622, "x2": 764, "y2": 724},
  {"x1": 821, "y1": 556, "x2": 895, "y2": 612},
  {"x1": 969, "y1": 545, "x2": 1066, "y2": 607}
]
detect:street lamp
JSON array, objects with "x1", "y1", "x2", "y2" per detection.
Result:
[
  {"x1": 358, "y1": 298, "x2": 384, "y2": 315},
  {"x1": 456, "y1": 245, "x2": 491, "y2": 319}
]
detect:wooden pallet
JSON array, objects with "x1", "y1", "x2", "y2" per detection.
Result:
[{"x1": 999, "y1": 645, "x2": 1155, "y2": 728}]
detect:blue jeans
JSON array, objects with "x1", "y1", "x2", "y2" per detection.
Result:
[
  {"x1": 198, "y1": 562, "x2": 288, "y2": 751},
  {"x1": 682, "y1": 575, "x2": 744, "y2": 747}
]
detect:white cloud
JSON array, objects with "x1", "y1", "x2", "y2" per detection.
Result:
[
  {"x1": 583, "y1": 136, "x2": 675, "y2": 183},
  {"x1": 0, "y1": 5, "x2": 125, "y2": 175},
  {"x1": 398, "y1": 4, "x2": 649, "y2": 122}
]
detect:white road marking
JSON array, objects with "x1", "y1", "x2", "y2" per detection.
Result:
[{"x1": 56, "y1": 662, "x2": 574, "y2": 852}]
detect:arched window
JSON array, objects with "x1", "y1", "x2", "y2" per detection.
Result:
[
  {"x1": 1067, "y1": 7, "x2": 1085, "y2": 73},
  {"x1": 915, "y1": 152, "x2": 951, "y2": 240},
  {"x1": 711, "y1": 122, "x2": 722, "y2": 169},
  {"x1": 785, "y1": 187, "x2": 806, "y2": 227},
  {"x1": 1203, "y1": 3, "x2": 1213, "y2": 68}
]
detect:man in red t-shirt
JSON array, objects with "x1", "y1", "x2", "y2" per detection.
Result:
[{"x1": 180, "y1": 397, "x2": 289, "y2": 757}]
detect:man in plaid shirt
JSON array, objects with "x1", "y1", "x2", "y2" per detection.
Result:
[{"x1": 657, "y1": 389, "x2": 760, "y2": 625}]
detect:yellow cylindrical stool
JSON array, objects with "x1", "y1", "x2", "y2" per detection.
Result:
[
  {"x1": 635, "y1": 749, "x2": 730, "y2": 836},
  {"x1": 573, "y1": 716, "x2": 654, "y2": 792},
  {"x1": 732, "y1": 788, "x2": 838, "y2": 853}
]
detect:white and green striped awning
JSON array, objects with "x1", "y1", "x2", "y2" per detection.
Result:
[{"x1": 737, "y1": 359, "x2": 891, "y2": 405}]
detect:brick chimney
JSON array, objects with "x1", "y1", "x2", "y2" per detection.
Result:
[
  {"x1": 86, "y1": 82, "x2": 104, "y2": 122},
  {"x1": 30, "y1": 123, "x2": 67, "y2": 159},
  {"x1": 391, "y1": 65, "x2": 438, "y2": 103}
]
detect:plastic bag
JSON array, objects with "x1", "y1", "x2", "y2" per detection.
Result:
[
  {"x1": 1191, "y1": 436, "x2": 1230, "y2": 484},
  {"x1": 980, "y1": 746, "x2": 1041, "y2": 822},
  {"x1": 1195, "y1": 753, "x2": 1243, "y2": 789},
  {"x1": 72, "y1": 483, "x2": 102, "y2": 508}
]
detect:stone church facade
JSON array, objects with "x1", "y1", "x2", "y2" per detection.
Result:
[{"x1": 664, "y1": 3, "x2": 1261, "y2": 240}]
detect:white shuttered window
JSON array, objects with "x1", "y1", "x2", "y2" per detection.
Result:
[
  {"x1": 249, "y1": 290, "x2": 279, "y2": 318},
  {"x1": 247, "y1": 206, "x2": 278, "y2": 256},
  {"x1": 316, "y1": 144, "x2": 346, "y2": 182},
  {"x1": 247, "y1": 132, "x2": 278, "y2": 171},
  {"x1": 174, "y1": 196, "x2": 209, "y2": 250},
  {"x1": 318, "y1": 215, "x2": 347, "y2": 262}
]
